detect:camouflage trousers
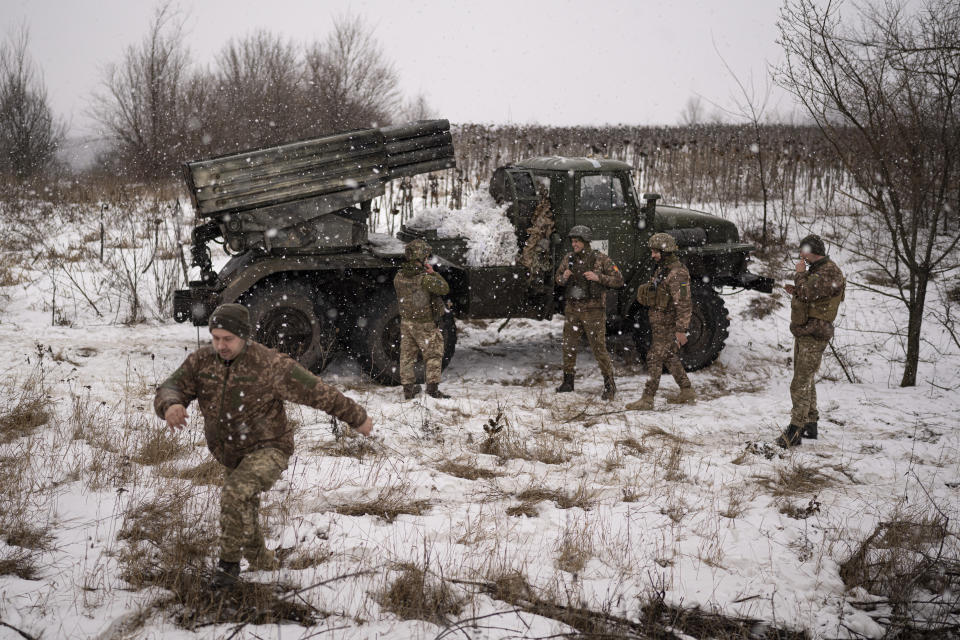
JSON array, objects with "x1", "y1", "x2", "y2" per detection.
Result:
[
  {"x1": 219, "y1": 447, "x2": 289, "y2": 564},
  {"x1": 561, "y1": 307, "x2": 614, "y2": 379},
  {"x1": 790, "y1": 336, "x2": 828, "y2": 426},
  {"x1": 399, "y1": 320, "x2": 444, "y2": 385},
  {"x1": 644, "y1": 321, "x2": 690, "y2": 396}
]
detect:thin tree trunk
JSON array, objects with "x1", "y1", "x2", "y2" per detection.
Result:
[{"x1": 900, "y1": 271, "x2": 929, "y2": 387}]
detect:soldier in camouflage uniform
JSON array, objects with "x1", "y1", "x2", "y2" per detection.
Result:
[
  {"x1": 155, "y1": 303, "x2": 373, "y2": 588},
  {"x1": 776, "y1": 234, "x2": 845, "y2": 448},
  {"x1": 555, "y1": 225, "x2": 624, "y2": 400},
  {"x1": 626, "y1": 233, "x2": 696, "y2": 411},
  {"x1": 394, "y1": 238, "x2": 451, "y2": 400}
]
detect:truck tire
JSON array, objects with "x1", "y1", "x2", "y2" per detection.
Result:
[
  {"x1": 631, "y1": 286, "x2": 729, "y2": 372},
  {"x1": 352, "y1": 288, "x2": 457, "y2": 385},
  {"x1": 242, "y1": 280, "x2": 337, "y2": 372}
]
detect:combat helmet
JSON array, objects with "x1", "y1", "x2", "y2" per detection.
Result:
[
  {"x1": 568, "y1": 225, "x2": 593, "y2": 243},
  {"x1": 648, "y1": 232, "x2": 679, "y2": 253},
  {"x1": 404, "y1": 238, "x2": 432, "y2": 262}
]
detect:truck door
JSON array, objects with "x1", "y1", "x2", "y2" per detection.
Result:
[{"x1": 574, "y1": 172, "x2": 638, "y2": 270}]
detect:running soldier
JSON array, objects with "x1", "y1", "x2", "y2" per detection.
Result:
[
  {"x1": 394, "y1": 238, "x2": 451, "y2": 399},
  {"x1": 555, "y1": 225, "x2": 624, "y2": 400},
  {"x1": 155, "y1": 303, "x2": 373, "y2": 588},
  {"x1": 626, "y1": 233, "x2": 696, "y2": 410},
  {"x1": 777, "y1": 234, "x2": 845, "y2": 448}
]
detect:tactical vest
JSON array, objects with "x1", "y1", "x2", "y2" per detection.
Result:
[
  {"x1": 791, "y1": 259, "x2": 845, "y2": 326},
  {"x1": 565, "y1": 250, "x2": 604, "y2": 302},
  {"x1": 637, "y1": 258, "x2": 684, "y2": 311},
  {"x1": 394, "y1": 269, "x2": 436, "y2": 323}
]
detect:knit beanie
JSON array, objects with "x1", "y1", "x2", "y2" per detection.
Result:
[
  {"x1": 209, "y1": 303, "x2": 251, "y2": 339},
  {"x1": 799, "y1": 234, "x2": 826, "y2": 256}
]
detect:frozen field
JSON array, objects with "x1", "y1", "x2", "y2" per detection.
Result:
[{"x1": 0, "y1": 199, "x2": 958, "y2": 639}]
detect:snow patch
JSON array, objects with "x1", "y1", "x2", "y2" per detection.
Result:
[{"x1": 406, "y1": 191, "x2": 519, "y2": 266}]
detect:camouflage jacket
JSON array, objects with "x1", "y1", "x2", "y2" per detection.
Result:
[
  {"x1": 637, "y1": 255, "x2": 692, "y2": 332},
  {"x1": 555, "y1": 248, "x2": 623, "y2": 311},
  {"x1": 154, "y1": 341, "x2": 367, "y2": 469},
  {"x1": 394, "y1": 261, "x2": 450, "y2": 323},
  {"x1": 791, "y1": 257, "x2": 845, "y2": 340}
]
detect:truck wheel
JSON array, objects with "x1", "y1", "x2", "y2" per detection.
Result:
[
  {"x1": 352, "y1": 289, "x2": 457, "y2": 385},
  {"x1": 631, "y1": 286, "x2": 729, "y2": 372},
  {"x1": 682, "y1": 286, "x2": 729, "y2": 370},
  {"x1": 242, "y1": 281, "x2": 337, "y2": 372}
]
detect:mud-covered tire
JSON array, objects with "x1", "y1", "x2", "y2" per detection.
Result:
[
  {"x1": 351, "y1": 288, "x2": 457, "y2": 385},
  {"x1": 241, "y1": 280, "x2": 337, "y2": 372},
  {"x1": 631, "y1": 286, "x2": 729, "y2": 371}
]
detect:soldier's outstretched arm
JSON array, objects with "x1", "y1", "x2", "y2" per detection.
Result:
[
  {"x1": 154, "y1": 353, "x2": 200, "y2": 430},
  {"x1": 275, "y1": 361, "x2": 372, "y2": 435}
]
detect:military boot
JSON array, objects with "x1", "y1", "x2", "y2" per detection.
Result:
[
  {"x1": 402, "y1": 384, "x2": 421, "y2": 400},
  {"x1": 666, "y1": 387, "x2": 696, "y2": 405},
  {"x1": 601, "y1": 377, "x2": 616, "y2": 401},
  {"x1": 801, "y1": 422, "x2": 818, "y2": 439},
  {"x1": 625, "y1": 394, "x2": 654, "y2": 411},
  {"x1": 210, "y1": 559, "x2": 240, "y2": 589},
  {"x1": 556, "y1": 373, "x2": 574, "y2": 393},
  {"x1": 244, "y1": 545, "x2": 280, "y2": 572},
  {"x1": 426, "y1": 383, "x2": 450, "y2": 399},
  {"x1": 775, "y1": 424, "x2": 803, "y2": 449}
]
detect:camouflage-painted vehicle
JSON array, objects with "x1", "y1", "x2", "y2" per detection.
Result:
[{"x1": 174, "y1": 121, "x2": 772, "y2": 384}]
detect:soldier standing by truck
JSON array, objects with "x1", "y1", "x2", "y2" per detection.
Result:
[
  {"x1": 626, "y1": 233, "x2": 696, "y2": 411},
  {"x1": 154, "y1": 304, "x2": 373, "y2": 588},
  {"x1": 776, "y1": 234, "x2": 845, "y2": 448},
  {"x1": 394, "y1": 239, "x2": 452, "y2": 400},
  {"x1": 555, "y1": 225, "x2": 624, "y2": 400}
]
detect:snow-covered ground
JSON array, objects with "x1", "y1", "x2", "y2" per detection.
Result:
[{"x1": 0, "y1": 199, "x2": 958, "y2": 639}]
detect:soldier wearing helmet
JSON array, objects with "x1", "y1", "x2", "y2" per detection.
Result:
[
  {"x1": 554, "y1": 225, "x2": 624, "y2": 400},
  {"x1": 394, "y1": 238, "x2": 451, "y2": 399},
  {"x1": 626, "y1": 232, "x2": 696, "y2": 410}
]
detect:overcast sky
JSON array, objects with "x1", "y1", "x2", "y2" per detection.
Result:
[{"x1": 4, "y1": 0, "x2": 796, "y2": 136}]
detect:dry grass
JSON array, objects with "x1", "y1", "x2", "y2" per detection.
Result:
[
  {"x1": 334, "y1": 485, "x2": 431, "y2": 523},
  {"x1": 0, "y1": 253, "x2": 23, "y2": 287},
  {"x1": 643, "y1": 424, "x2": 687, "y2": 445},
  {"x1": 719, "y1": 485, "x2": 752, "y2": 519},
  {"x1": 554, "y1": 523, "x2": 594, "y2": 575},
  {"x1": 379, "y1": 564, "x2": 464, "y2": 624},
  {"x1": 435, "y1": 458, "x2": 502, "y2": 481},
  {"x1": 310, "y1": 436, "x2": 380, "y2": 462},
  {"x1": 507, "y1": 485, "x2": 597, "y2": 515},
  {"x1": 117, "y1": 486, "x2": 217, "y2": 577},
  {"x1": 286, "y1": 547, "x2": 332, "y2": 570},
  {"x1": 741, "y1": 293, "x2": 784, "y2": 319},
  {"x1": 755, "y1": 460, "x2": 832, "y2": 497},
  {"x1": 778, "y1": 495, "x2": 822, "y2": 520},
  {"x1": 132, "y1": 428, "x2": 191, "y2": 465},
  {"x1": 0, "y1": 548, "x2": 40, "y2": 580},
  {"x1": 2, "y1": 520, "x2": 55, "y2": 551},
  {"x1": 159, "y1": 459, "x2": 224, "y2": 487},
  {"x1": 616, "y1": 436, "x2": 650, "y2": 457},
  {"x1": 0, "y1": 377, "x2": 51, "y2": 444}
]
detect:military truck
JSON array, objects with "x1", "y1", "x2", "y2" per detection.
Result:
[{"x1": 174, "y1": 120, "x2": 773, "y2": 385}]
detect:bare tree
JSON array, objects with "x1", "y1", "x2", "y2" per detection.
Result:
[
  {"x1": 777, "y1": 0, "x2": 960, "y2": 387},
  {"x1": 92, "y1": 2, "x2": 192, "y2": 179},
  {"x1": 208, "y1": 31, "x2": 303, "y2": 151},
  {"x1": 303, "y1": 15, "x2": 400, "y2": 134},
  {"x1": 679, "y1": 95, "x2": 704, "y2": 126},
  {"x1": 713, "y1": 44, "x2": 776, "y2": 247},
  {"x1": 0, "y1": 25, "x2": 65, "y2": 178},
  {"x1": 400, "y1": 92, "x2": 435, "y2": 122}
]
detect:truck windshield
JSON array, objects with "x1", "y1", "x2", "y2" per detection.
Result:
[{"x1": 578, "y1": 174, "x2": 625, "y2": 211}]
